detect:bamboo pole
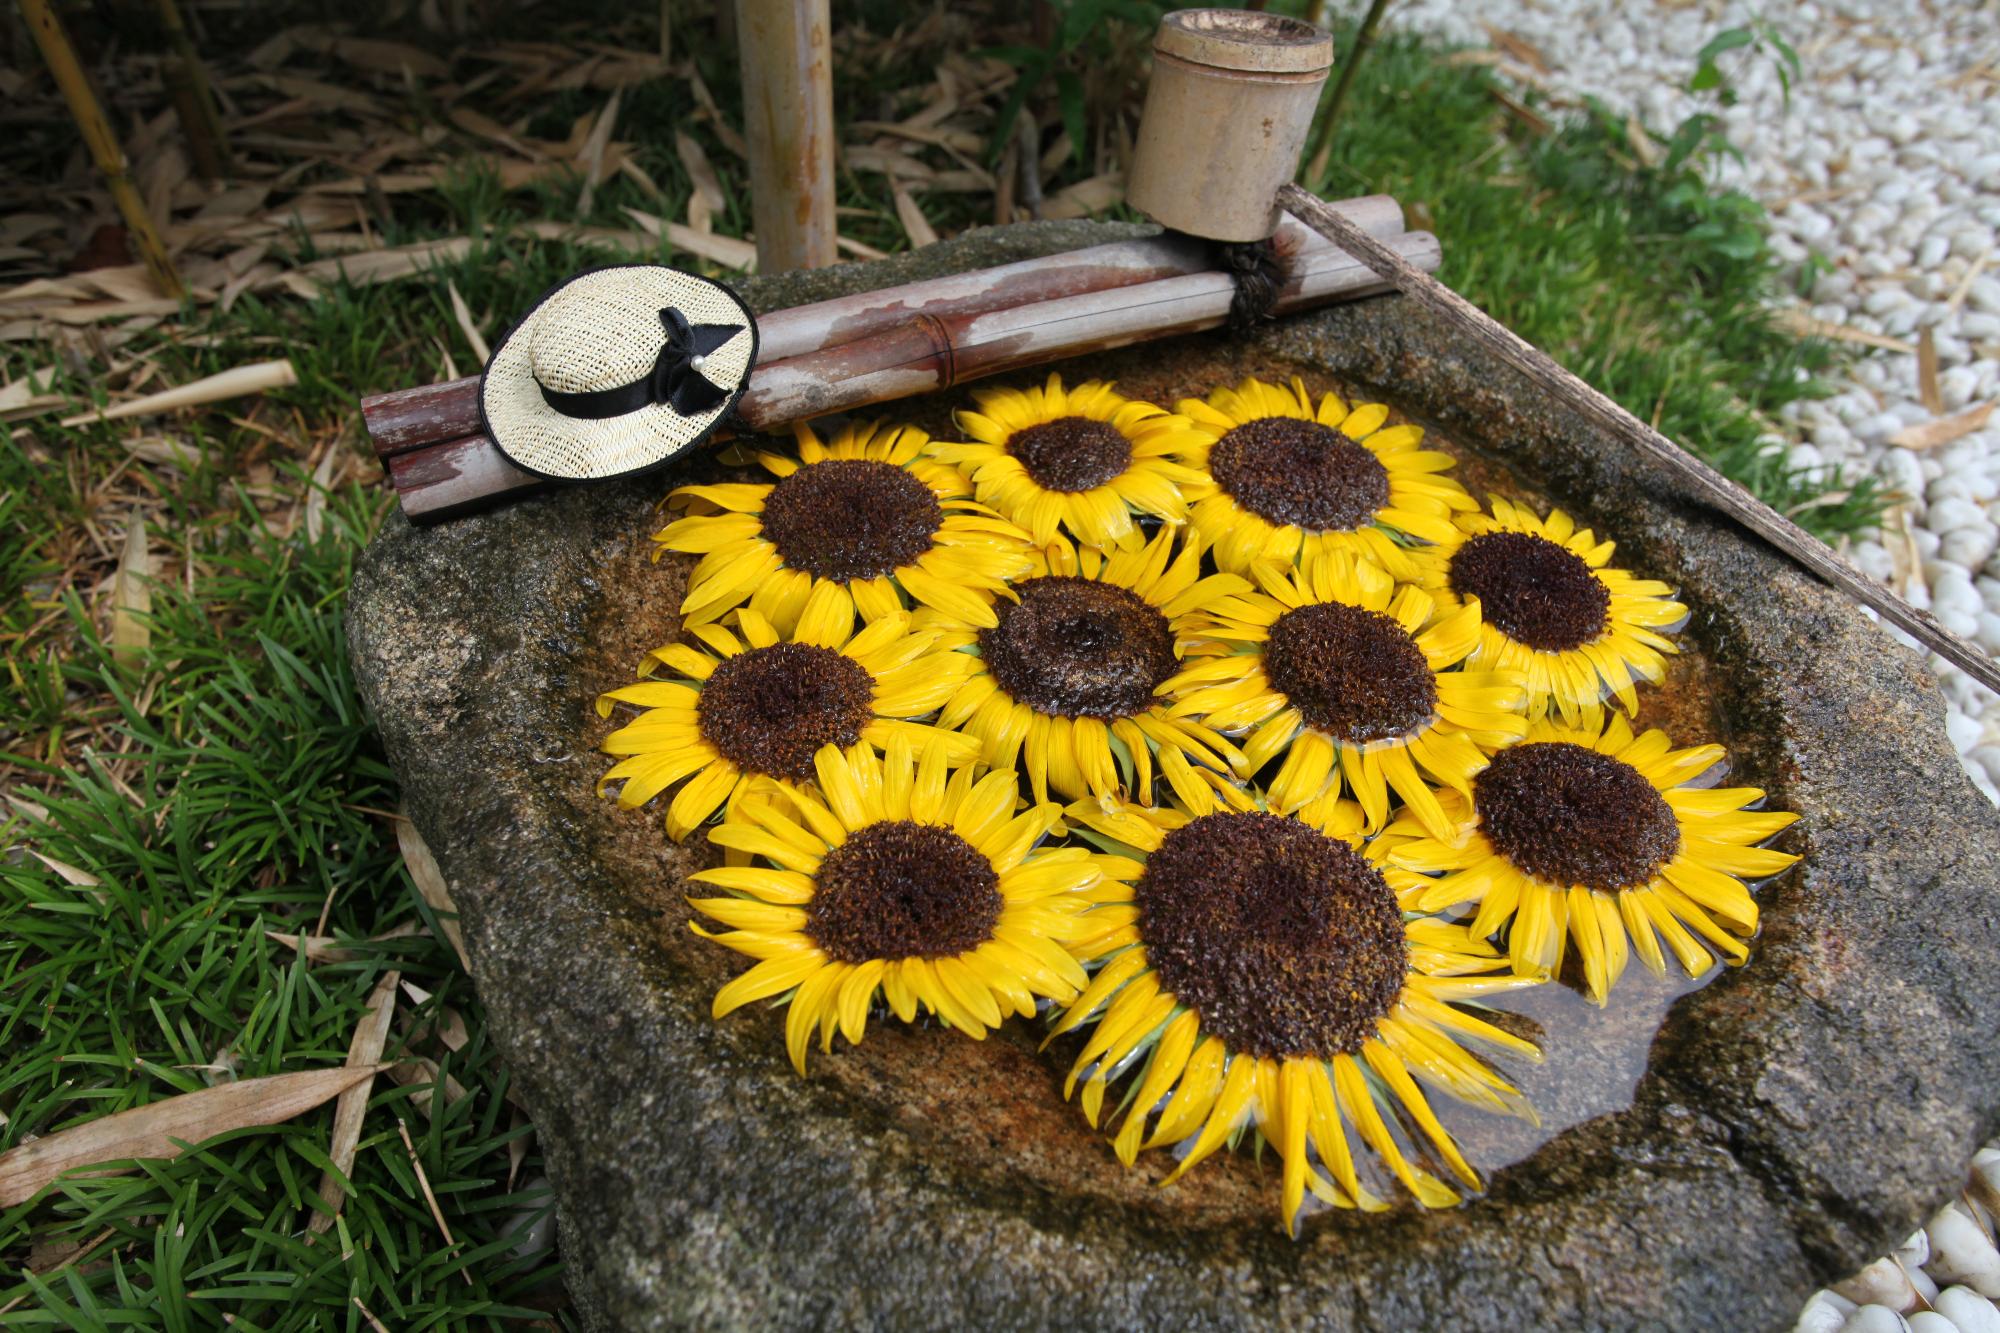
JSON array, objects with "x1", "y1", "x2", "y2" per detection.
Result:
[
  {"x1": 734, "y1": 0, "x2": 837, "y2": 271},
  {"x1": 1276, "y1": 181, "x2": 2000, "y2": 695},
  {"x1": 359, "y1": 198, "x2": 1412, "y2": 456},
  {"x1": 382, "y1": 226, "x2": 1442, "y2": 522},
  {"x1": 20, "y1": 0, "x2": 184, "y2": 298},
  {"x1": 156, "y1": 0, "x2": 232, "y2": 182}
]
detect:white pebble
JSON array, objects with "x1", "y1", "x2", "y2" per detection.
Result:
[
  {"x1": 1843, "y1": 1305, "x2": 1912, "y2": 1333},
  {"x1": 1908, "y1": 1313, "x2": 1961, "y2": 1333},
  {"x1": 1937, "y1": 1286, "x2": 2000, "y2": 1333},
  {"x1": 1928, "y1": 1205, "x2": 2000, "y2": 1298}
]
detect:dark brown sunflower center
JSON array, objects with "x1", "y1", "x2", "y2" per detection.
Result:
[
  {"x1": 1474, "y1": 742, "x2": 1681, "y2": 892},
  {"x1": 979, "y1": 576, "x2": 1176, "y2": 719},
  {"x1": 1007, "y1": 415, "x2": 1132, "y2": 492},
  {"x1": 1262, "y1": 601, "x2": 1437, "y2": 744},
  {"x1": 696, "y1": 643, "x2": 874, "y2": 782},
  {"x1": 759, "y1": 458, "x2": 944, "y2": 583},
  {"x1": 1209, "y1": 415, "x2": 1390, "y2": 531},
  {"x1": 1449, "y1": 530, "x2": 1611, "y2": 652},
  {"x1": 806, "y1": 821, "x2": 1002, "y2": 964},
  {"x1": 1137, "y1": 812, "x2": 1408, "y2": 1061}
]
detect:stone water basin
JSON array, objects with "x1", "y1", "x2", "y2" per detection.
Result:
[{"x1": 348, "y1": 222, "x2": 2000, "y2": 1330}]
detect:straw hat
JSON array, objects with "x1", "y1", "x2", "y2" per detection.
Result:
[{"x1": 480, "y1": 265, "x2": 758, "y2": 480}]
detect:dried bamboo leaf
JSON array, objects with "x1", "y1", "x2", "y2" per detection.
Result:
[
  {"x1": 60, "y1": 359, "x2": 298, "y2": 427},
  {"x1": 385, "y1": 1056, "x2": 469, "y2": 1120},
  {"x1": 267, "y1": 919, "x2": 423, "y2": 964},
  {"x1": 308, "y1": 970, "x2": 400, "y2": 1233},
  {"x1": 675, "y1": 131, "x2": 724, "y2": 233},
  {"x1": 1889, "y1": 401, "x2": 1996, "y2": 451},
  {"x1": 1040, "y1": 174, "x2": 1123, "y2": 221},
  {"x1": 575, "y1": 90, "x2": 623, "y2": 218},
  {"x1": 1776, "y1": 308, "x2": 1917, "y2": 354},
  {"x1": 0, "y1": 1066, "x2": 385, "y2": 1206},
  {"x1": 893, "y1": 185, "x2": 939, "y2": 248},
  {"x1": 447, "y1": 279, "x2": 490, "y2": 364},
  {"x1": 304, "y1": 444, "x2": 338, "y2": 544},
  {"x1": 1918, "y1": 327, "x2": 1944, "y2": 415},
  {"x1": 112, "y1": 515, "x2": 152, "y2": 668},
  {"x1": 27, "y1": 849, "x2": 98, "y2": 887},
  {"x1": 287, "y1": 239, "x2": 472, "y2": 294},
  {"x1": 396, "y1": 814, "x2": 469, "y2": 970}
]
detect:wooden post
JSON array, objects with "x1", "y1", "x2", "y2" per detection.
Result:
[
  {"x1": 734, "y1": 0, "x2": 837, "y2": 272},
  {"x1": 19, "y1": 0, "x2": 184, "y2": 297}
]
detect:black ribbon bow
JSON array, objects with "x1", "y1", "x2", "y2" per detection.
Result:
[{"x1": 538, "y1": 306, "x2": 744, "y2": 421}]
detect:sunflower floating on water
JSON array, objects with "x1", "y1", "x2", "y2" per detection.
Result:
[
  {"x1": 1164, "y1": 549, "x2": 1528, "y2": 835},
  {"x1": 1055, "y1": 780, "x2": 1541, "y2": 1226},
  {"x1": 928, "y1": 526, "x2": 1250, "y2": 804},
  {"x1": 1381, "y1": 710, "x2": 1800, "y2": 1004},
  {"x1": 589, "y1": 371, "x2": 1804, "y2": 1231},
  {"x1": 655, "y1": 419, "x2": 1036, "y2": 634},
  {"x1": 1414, "y1": 498, "x2": 1687, "y2": 724},
  {"x1": 926, "y1": 374, "x2": 1204, "y2": 550},
  {"x1": 688, "y1": 738, "x2": 1099, "y2": 1072},
  {"x1": 597, "y1": 583, "x2": 976, "y2": 840},
  {"x1": 1171, "y1": 376, "x2": 1474, "y2": 579}
]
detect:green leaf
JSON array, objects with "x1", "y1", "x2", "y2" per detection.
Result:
[{"x1": 1693, "y1": 26, "x2": 1756, "y2": 65}]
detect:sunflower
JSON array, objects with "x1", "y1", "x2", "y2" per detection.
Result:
[
  {"x1": 930, "y1": 526, "x2": 1250, "y2": 805},
  {"x1": 1381, "y1": 710, "x2": 1801, "y2": 1005},
  {"x1": 1413, "y1": 497, "x2": 1687, "y2": 724},
  {"x1": 1053, "y1": 781, "x2": 1541, "y2": 1228},
  {"x1": 686, "y1": 738, "x2": 1102, "y2": 1073},
  {"x1": 596, "y1": 583, "x2": 979, "y2": 840},
  {"x1": 655, "y1": 418, "x2": 1037, "y2": 634},
  {"x1": 1163, "y1": 550, "x2": 1527, "y2": 838},
  {"x1": 1169, "y1": 376, "x2": 1474, "y2": 579},
  {"x1": 925, "y1": 373, "x2": 1206, "y2": 549}
]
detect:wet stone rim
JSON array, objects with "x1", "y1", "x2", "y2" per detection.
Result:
[
  {"x1": 979, "y1": 576, "x2": 1177, "y2": 720},
  {"x1": 1263, "y1": 601, "x2": 1438, "y2": 745},
  {"x1": 1007, "y1": 416, "x2": 1134, "y2": 493},
  {"x1": 1474, "y1": 742, "x2": 1682, "y2": 892},
  {"x1": 696, "y1": 643, "x2": 876, "y2": 782},
  {"x1": 1210, "y1": 416, "x2": 1390, "y2": 532},
  {"x1": 1449, "y1": 531, "x2": 1612, "y2": 652},
  {"x1": 760, "y1": 458, "x2": 945, "y2": 583},
  {"x1": 1138, "y1": 812, "x2": 1409, "y2": 1061},
  {"x1": 807, "y1": 821, "x2": 1002, "y2": 964}
]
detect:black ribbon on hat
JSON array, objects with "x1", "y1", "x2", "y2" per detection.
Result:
[{"x1": 537, "y1": 306, "x2": 745, "y2": 420}]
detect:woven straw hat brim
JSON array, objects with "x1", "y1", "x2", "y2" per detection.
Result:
[{"x1": 479, "y1": 265, "x2": 758, "y2": 482}]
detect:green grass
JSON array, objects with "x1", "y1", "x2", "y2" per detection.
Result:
[{"x1": 0, "y1": 4, "x2": 1876, "y2": 1323}]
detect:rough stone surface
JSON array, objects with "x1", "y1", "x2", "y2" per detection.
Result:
[{"x1": 348, "y1": 222, "x2": 2000, "y2": 1331}]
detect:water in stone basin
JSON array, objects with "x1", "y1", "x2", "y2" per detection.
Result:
[{"x1": 583, "y1": 333, "x2": 1772, "y2": 1221}]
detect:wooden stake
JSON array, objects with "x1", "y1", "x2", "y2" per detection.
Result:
[
  {"x1": 19, "y1": 0, "x2": 184, "y2": 298},
  {"x1": 155, "y1": 0, "x2": 233, "y2": 182},
  {"x1": 1276, "y1": 181, "x2": 2000, "y2": 695},
  {"x1": 734, "y1": 0, "x2": 837, "y2": 271}
]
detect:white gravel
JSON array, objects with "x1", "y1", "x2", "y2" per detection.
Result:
[
  {"x1": 1389, "y1": 0, "x2": 2000, "y2": 798},
  {"x1": 1382, "y1": 2, "x2": 2000, "y2": 1326}
]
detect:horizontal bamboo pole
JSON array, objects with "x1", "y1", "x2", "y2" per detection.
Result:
[
  {"x1": 1277, "y1": 181, "x2": 2000, "y2": 696},
  {"x1": 387, "y1": 227, "x2": 1440, "y2": 522},
  {"x1": 359, "y1": 199, "x2": 1408, "y2": 456}
]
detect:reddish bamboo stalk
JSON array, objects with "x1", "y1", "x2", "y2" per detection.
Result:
[
  {"x1": 387, "y1": 227, "x2": 1440, "y2": 522},
  {"x1": 359, "y1": 200, "x2": 1408, "y2": 457}
]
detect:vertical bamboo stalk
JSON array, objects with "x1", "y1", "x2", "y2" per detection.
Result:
[
  {"x1": 733, "y1": 0, "x2": 837, "y2": 271},
  {"x1": 155, "y1": 0, "x2": 232, "y2": 181},
  {"x1": 20, "y1": 0, "x2": 184, "y2": 297}
]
